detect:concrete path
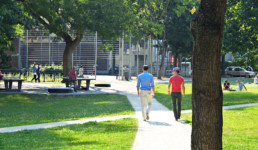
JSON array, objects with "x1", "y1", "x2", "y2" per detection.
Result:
[
  {"x1": 0, "y1": 114, "x2": 136, "y2": 133},
  {"x1": 127, "y1": 94, "x2": 191, "y2": 150}
]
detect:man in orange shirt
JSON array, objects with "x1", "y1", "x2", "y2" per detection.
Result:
[{"x1": 168, "y1": 67, "x2": 185, "y2": 121}]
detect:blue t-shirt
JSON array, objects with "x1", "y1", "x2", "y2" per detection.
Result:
[
  {"x1": 136, "y1": 72, "x2": 154, "y2": 90},
  {"x1": 32, "y1": 66, "x2": 37, "y2": 73},
  {"x1": 37, "y1": 67, "x2": 41, "y2": 74},
  {"x1": 238, "y1": 83, "x2": 244, "y2": 90}
]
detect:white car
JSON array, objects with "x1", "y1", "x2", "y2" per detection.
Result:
[{"x1": 225, "y1": 66, "x2": 256, "y2": 78}]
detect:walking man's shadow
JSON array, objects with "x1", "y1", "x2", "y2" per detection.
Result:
[{"x1": 147, "y1": 121, "x2": 171, "y2": 126}]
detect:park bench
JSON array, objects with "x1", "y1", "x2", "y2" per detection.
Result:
[
  {"x1": 62, "y1": 77, "x2": 94, "y2": 91},
  {"x1": 3, "y1": 79, "x2": 26, "y2": 91}
]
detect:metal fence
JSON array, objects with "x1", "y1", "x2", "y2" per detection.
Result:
[{"x1": 16, "y1": 30, "x2": 171, "y2": 78}]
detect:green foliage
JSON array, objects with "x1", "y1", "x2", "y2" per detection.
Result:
[
  {"x1": 0, "y1": 94, "x2": 134, "y2": 127},
  {"x1": 0, "y1": 0, "x2": 24, "y2": 69},
  {"x1": 41, "y1": 63, "x2": 63, "y2": 71},
  {"x1": 223, "y1": 0, "x2": 258, "y2": 69},
  {"x1": 224, "y1": 61, "x2": 240, "y2": 68},
  {"x1": 22, "y1": 0, "x2": 138, "y2": 41},
  {"x1": 0, "y1": 118, "x2": 138, "y2": 150},
  {"x1": 166, "y1": 0, "x2": 198, "y2": 58}
]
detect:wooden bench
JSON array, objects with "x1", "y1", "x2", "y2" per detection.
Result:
[
  {"x1": 62, "y1": 77, "x2": 95, "y2": 91},
  {"x1": 3, "y1": 79, "x2": 26, "y2": 91}
]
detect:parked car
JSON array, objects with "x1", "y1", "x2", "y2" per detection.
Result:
[{"x1": 225, "y1": 66, "x2": 256, "y2": 78}]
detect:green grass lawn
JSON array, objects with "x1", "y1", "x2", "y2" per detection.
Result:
[
  {"x1": 155, "y1": 81, "x2": 258, "y2": 110},
  {"x1": 221, "y1": 78, "x2": 254, "y2": 85},
  {"x1": 181, "y1": 106, "x2": 258, "y2": 150},
  {"x1": 0, "y1": 118, "x2": 138, "y2": 150},
  {"x1": 0, "y1": 94, "x2": 134, "y2": 127}
]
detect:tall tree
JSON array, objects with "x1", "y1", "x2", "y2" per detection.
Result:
[
  {"x1": 21, "y1": 0, "x2": 136, "y2": 76},
  {"x1": 190, "y1": 0, "x2": 226, "y2": 149},
  {"x1": 166, "y1": 3, "x2": 196, "y2": 67},
  {"x1": 223, "y1": 0, "x2": 258, "y2": 69},
  {"x1": 143, "y1": 0, "x2": 198, "y2": 79}
]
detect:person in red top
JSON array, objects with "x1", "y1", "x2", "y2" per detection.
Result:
[
  {"x1": 168, "y1": 67, "x2": 185, "y2": 121},
  {"x1": 0, "y1": 71, "x2": 3, "y2": 80},
  {"x1": 69, "y1": 66, "x2": 77, "y2": 92}
]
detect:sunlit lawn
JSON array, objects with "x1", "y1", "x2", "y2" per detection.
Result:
[
  {"x1": 181, "y1": 106, "x2": 258, "y2": 150},
  {"x1": 155, "y1": 79, "x2": 258, "y2": 110},
  {"x1": 0, "y1": 94, "x2": 134, "y2": 127},
  {"x1": 0, "y1": 118, "x2": 138, "y2": 150}
]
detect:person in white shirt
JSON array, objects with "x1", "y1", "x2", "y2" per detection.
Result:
[
  {"x1": 254, "y1": 75, "x2": 258, "y2": 84},
  {"x1": 78, "y1": 65, "x2": 84, "y2": 77}
]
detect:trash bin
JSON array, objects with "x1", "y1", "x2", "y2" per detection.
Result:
[{"x1": 124, "y1": 71, "x2": 129, "y2": 81}]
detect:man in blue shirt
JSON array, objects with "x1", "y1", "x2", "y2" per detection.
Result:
[{"x1": 136, "y1": 65, "x2": 155, "y2": 121}]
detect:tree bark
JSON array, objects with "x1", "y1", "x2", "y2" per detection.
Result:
[
  {"x1": 221, "y1": 54, "x2": 225, "y2": 75},
  {"x1": 158, "y1": 46, "x2": 167, "y2": 79},
  {"x1": 63, "y1": 44, "x2": 75, "y2": 76},
  {"x1": 190, "y1": 0, "x2": 226, "y2": 149},
  {"x1": 62, "y1": 33, "x2": 83, "y2": 76},
  {"x1": 173, "y1": 53, "x2": 178, "y2": 67}
]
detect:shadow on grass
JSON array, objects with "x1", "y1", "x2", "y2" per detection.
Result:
[
  {"x1": 0, "y1": 94, "x2": 135, "y2": 127},
  {"x1": 0, "y1": 119, "x2": 137, "y2": 150},
  {"x1": 183, "y1": 120, "x2": 192, "y2": 125}
]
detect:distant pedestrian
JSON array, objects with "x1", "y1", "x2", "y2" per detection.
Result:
[
  {"x1": 136, "y1": 65, "x2": 155, "y2": 121},
  {"x1": 79, "y1": 65, "x2": 84, "y2": 77},
  {"x1": 69, "y1": 66, "x2": 77, "y2": 92},
  {"x1": 31, "y1": 63, "x2": 37, "y2": 82},
  {"x1": 0, "y1": 71, "x2": 3, "y2": 80},
  {"x1": 92, "y1": 66, "x2": 96, "y2": 75},
  {"x1": 168, "y1": 67, "x2": 185, "y2": 121},
  {"x1": 254, "y1": 75, "x2": 258, "y2": 84},
  {"x1": 36, "y1": 63, "x2": 41, "y2": 82},
  {"x1": 76, "y1": 64, "x2": 79, "y2": 71}
]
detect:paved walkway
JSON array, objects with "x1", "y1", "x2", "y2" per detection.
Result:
[
  {"x1": 1, "y1": 76, "x2": 257, "y2": 150},
  {"x1": 0, "y1": 114, "x2": 137, "y2": 133}
]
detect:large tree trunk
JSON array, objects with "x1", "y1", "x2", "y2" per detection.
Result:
[
  {"x1": 63, "y1": 44, "x2": 75, "y2": 76},
  {"x1": 158, "y1": 46, "x2": 167, "y2": 79},
  {"x1": 62, "y1": 33, "x2": 83, "y2": 76},
  {"x1": 112, "y1": 50, "x2": 115, "y2": 75},
  {"x1": 221, "y1": 54, "x2": 225, "y2": 75},
  {"x1": 158, "y1": 39, "x2": 168, "y2": 79},
  {"x1": 173, "y1": 53, "x2": 178, "y2": 67},
  {"x1": 190, "y1": 0, "x2": 226, "y2": 149}
]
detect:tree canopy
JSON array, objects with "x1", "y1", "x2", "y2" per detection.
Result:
[
  {"x1": 21, "y1": 0, "x2": 141, "y2": 75},
  {"x1": 223, "y1": 0, "x2": 258, "y2": 68},
  {"x1": 0, "y1": 0, "x2": 24, "y2": 68}
]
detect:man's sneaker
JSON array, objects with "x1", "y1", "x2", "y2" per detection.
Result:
[
  {"x1": 146, "y1": 113, "x2": 150, "y2": 120},
  {"x1": 144, "y1": 119, "x2": 147, "y2": 121}
]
